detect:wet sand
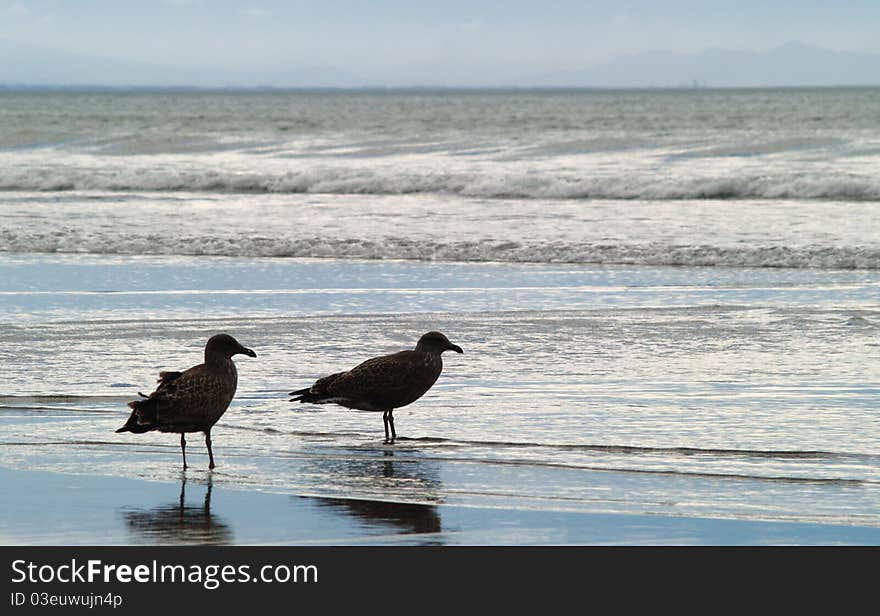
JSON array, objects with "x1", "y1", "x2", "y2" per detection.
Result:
[{"x1": 3, "y1": 466, "x2": 880, "y2": 546}]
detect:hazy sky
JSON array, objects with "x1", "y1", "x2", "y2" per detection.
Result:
[{"x1": 3, "y1": 1, "x2": 880, "y2": 85}]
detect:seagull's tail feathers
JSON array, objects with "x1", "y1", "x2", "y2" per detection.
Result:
[
  {"x1": 116, "y1": 396, "x2": 159, "y2": 433},
  {"x1": 289, "y1": 372, "x2": 346, "y2": 404},
  {"x1": 288, "y1": 387, "x2": 325, "y2": 403}
]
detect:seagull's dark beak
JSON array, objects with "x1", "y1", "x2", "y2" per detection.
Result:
[
  {"x1": 449, "y1": 343, "x2": 463, "y2": 354},
  {"x1": 239, "y1": 346, "x2": 257, "y2": 358}
]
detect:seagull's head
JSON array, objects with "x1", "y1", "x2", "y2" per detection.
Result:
[
  {"x1": 205, "y1": 333, "x2": 258, "y2": 361},
  {"x1": 415, "y1": 331, "x2": 463, "y2": 355}
]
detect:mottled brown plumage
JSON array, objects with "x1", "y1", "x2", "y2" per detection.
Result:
[
  {"x1": 116, "y1": 333, "x2": 257, "y2": 469},
  {"x1": 289, "y1": 331, "x2": 463, "y2": 443}
]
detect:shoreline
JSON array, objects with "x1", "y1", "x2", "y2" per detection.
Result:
[{"x1": 3, "y1": 465, "x2": 880, "y2": 546}]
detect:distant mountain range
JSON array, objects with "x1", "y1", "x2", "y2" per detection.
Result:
[
  {"x1": 0, "y1": 39, "x2": 355, "y2": 88},
  {"x1": 533, "y1": 42, "x2": 880, "y2": 88},
  {"x1": 2, "y1": 40, "x2": 879, "y2": 89}
]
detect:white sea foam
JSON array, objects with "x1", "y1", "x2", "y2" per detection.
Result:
[
  {"x1": 3, "y1": 166, "x2": 880, "y2": 201},
  {"x1": 1, "y1": 230, "x2": 878, "y2": 269}
]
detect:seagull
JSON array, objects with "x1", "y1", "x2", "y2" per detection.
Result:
[
  {"x1": 116, "y1": 333, "x2": 257, "y2": 470},
  {"x1": 289, "y1": 331, "x2": 463, "y2": 443}
]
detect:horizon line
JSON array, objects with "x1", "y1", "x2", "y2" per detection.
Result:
[{"x1": 3, "y1": 83, "x2": 880, "y2": 93}]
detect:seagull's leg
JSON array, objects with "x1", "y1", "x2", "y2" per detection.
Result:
[
  {"x1": 383, "y1": 410, "x2": 390, "y2": 443},
  {"x1": 205, "y1": 429, "x2": 216, "y2": 470},
  {"x1": 180, "y1": 433, "x2": 187, "y2": 470},
  {"x1": 388, "y1": 409, "x2": 396, "y2": 443}
]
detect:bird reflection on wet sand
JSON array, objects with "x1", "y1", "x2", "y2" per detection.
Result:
[
  {"x1": 122, "y1": 475, "x2": 233, "y2": 544},
  {"x1": 318, "y1": 497, "x2": 442, "y2": 537},
  {"x1": 309, "y1": 450, "x2": 443, "y2": 542}
]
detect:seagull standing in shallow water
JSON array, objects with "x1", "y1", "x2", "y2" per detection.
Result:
[
  {"x1": 116, "y1": 333, "x2": 257, "y2": 470},
  {"x1": 289, "y1": 331, "x2": 463, "y2": 443}
]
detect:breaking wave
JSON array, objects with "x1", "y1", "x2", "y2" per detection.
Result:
[
  {"x1": 2, "y1": 167, "x2": 880, "y2": 201},
  {"x1": 2, "y1": 232, "x2": 878, "y2": 269}
]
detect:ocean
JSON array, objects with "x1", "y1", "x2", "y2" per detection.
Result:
[{"x1": 1, "y1": 88, "x2": 879, "y2": 544}]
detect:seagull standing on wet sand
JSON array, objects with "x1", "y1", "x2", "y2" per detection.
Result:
[
  {"x1": 116, "y1": 333, "x2": 257, "y2": 470},
  {"x1": 289, "y1": 331, "x2": 463, "y2": 443}
]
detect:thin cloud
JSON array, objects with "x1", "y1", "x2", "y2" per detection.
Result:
[
  {"x1": 8, "y1": 2, "x2": 29, "y2": 16},
  {"x1": 236, "y1": 6, "x2": 270, "y2": 19},
  {"x1": 458, "y1": 19, "x2": 483, "y2": 31}
]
